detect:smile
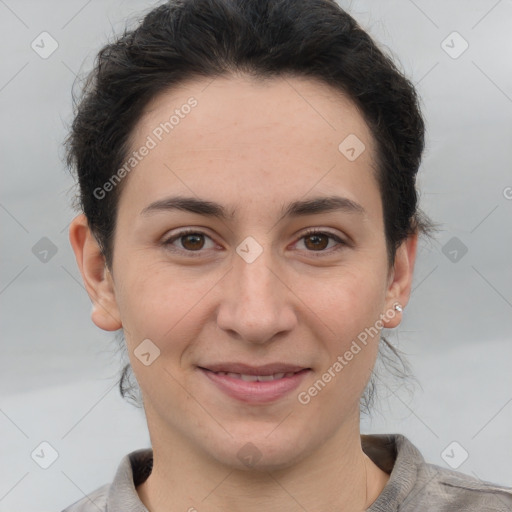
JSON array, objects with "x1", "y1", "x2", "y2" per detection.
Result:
[
  {"x1": 211, "y1": 371, "x2": 298, "y2": 381},
  {"x1": 198, "y1": 367, "x2": 311, "y2": 403}
]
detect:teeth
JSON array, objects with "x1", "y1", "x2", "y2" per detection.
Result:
[
  {"x1": 258, "y1": 375, "x2": 276, "y2": 381},
  {"x1": 214, "y1": 371, "x2": 296, "y2": 381},
  {"x1": 240, "y1": 374, "x2": 259, "y2": 382}
]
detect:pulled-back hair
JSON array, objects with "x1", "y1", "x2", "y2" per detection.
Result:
[{"x1": 66, "y1": 0, "x2": 436, "y2": 411}]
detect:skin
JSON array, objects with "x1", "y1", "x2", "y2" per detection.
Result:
[{"x1": 70, "y1": 73, "x2": 418, "y2": 511}]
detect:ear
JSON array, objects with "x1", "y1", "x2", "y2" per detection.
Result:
[
  {"x1": 382, "y1": 232, "x2": 418, "y2": 328},
  {"x1": 68, "y1": 214, "x2": 122, "y2": 331}
]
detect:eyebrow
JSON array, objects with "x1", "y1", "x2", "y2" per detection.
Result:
[{"x1": 140, "y1": 195, "x2": 366, "y2": 220}]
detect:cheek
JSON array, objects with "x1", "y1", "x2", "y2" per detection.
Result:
[
  {"x1": 308, "y1": 258, "x2": 388, "y2": 332},
  {"x1": 308, "y1": 260, "x2": 387, "y2": 384},
  {"x1": 114, "y1": 258, "x2": 221, "y2": 350}
]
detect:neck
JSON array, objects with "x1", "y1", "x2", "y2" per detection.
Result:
[{"x1": 136, "y1": 416, "x2": 390, "y2": 512}]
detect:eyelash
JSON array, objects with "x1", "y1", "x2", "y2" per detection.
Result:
[{"x1": 161, "y1": 228, "x2": 347, "y2": 258}]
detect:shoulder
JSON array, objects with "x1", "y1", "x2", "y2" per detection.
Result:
[
  {"x1": 414, "y1": 461, "x2": 512, "y2": 511},
  {"x1": 364, "y1": 433, "x2": 512, "y2": 511},
  {"x1": 61, "y1": 483, "x2": 109, "y2": 512},
  {"x1": 61, "y1": 448, "x2": 153, "y2": 512}
]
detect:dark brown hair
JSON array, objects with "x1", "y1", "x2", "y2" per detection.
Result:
[{"x1": 66, "y1": 0, "x2": 436, "y2": 412}]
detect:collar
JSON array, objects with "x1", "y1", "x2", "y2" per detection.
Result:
[{"x1": 107, "y1": 433, "x2": 422, "y2": 511}]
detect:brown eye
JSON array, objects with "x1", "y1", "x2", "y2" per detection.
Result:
[
  {"x1": 163, "y1": 229, "x2": 216, "y2": 256},
  {"x1": 180, "y1": 233, "x2": 205, "y2": 251},
  {"x1": 296, "y1": 229, "x2": 346, "y2": 255},
  {"x1": 304, "y1": 232, "x2": 330, "y2": 251}
]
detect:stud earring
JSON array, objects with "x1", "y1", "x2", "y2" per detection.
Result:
[{"x1": 394, "y1": 303, "x2": 403, "y2": 312}]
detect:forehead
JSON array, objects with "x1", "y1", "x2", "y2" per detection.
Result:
[
  {"x1": 136, "y1": 73, "x2": 374, "y2": 152},
  {"x1": 121, "y1": 73, "x2": 381, "y2": 221}
]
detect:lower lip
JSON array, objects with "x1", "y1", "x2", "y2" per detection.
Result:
[{"x1": 199, "y1": 368, "x2": 311, "y2": 404}]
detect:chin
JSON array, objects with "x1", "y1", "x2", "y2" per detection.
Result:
[{"x1": 205, "y1": 431, "x2": 314, "y2": 472}]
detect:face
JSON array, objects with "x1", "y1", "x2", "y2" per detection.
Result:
[{"x1": 71, "y1": 74, "x2": 416, "y2": 471}]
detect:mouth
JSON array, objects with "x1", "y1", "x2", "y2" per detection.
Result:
[
  {"x1": 205, "y1": 371, "x2": 300, "y2": 382},
  {"x1": 199, "y1": 362, "x2": 308, "y2": 375},
  {"x1": 198, "y1": 363, "x2": 311, "y2": 403}
]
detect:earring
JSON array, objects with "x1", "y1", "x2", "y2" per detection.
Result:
[{"x1": 394, "y1": 303, "x2": 403, "y2": 312}]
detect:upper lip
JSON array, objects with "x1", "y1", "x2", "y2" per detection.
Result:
[{"x1": 199, "y1": 363, "x2": 309, "y2": 375}]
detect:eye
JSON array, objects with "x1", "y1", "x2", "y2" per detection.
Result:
[
  {"x1": 295, "y1": 229, "x2": 346, "y2": 255},
  {"x1": 162, "y1": 229, "x2": 217, "y2": 255},
  {"x1": 162, "y1": 228, "x2": 347, "y2": 258}
]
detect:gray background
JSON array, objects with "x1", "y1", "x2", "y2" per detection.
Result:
[{"x1": 0, "y1": 0, "x2": 511, "y2": 510}]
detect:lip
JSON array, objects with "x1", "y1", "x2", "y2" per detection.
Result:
[
  {"x1": 201, "y1": 362, "x2": 308, "y2": 375},
  {"x1": 198, "y1": 365, "x2": 311, "y2": 404}
]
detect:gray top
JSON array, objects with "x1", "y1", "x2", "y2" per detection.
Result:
[{"x1": 62, "y1": 434, "x2": 512, "y2": 511}]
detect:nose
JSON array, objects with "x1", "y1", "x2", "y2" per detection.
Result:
[{"x1": 216, "y1": 247, "x2": 297, "y2": 345}]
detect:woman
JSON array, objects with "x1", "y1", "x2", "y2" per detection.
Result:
[{"x1": 64, "y1": 0, "x2": 512, "y2": 510}]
